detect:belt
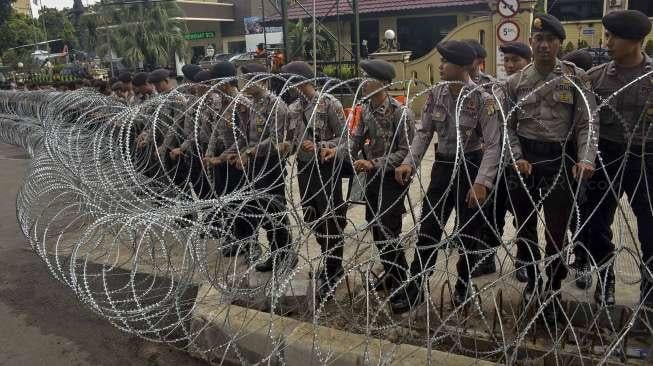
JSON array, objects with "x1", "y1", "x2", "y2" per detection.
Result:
[
  {"x1": 600, "y1": 138, "x2": 653, "y2": 155},
  {"x1": 435, "y1": 149, "x2": 482, "y2": 162},
  {"x1": 519, "y1": 136, "x2": 570, "y2": 156}
]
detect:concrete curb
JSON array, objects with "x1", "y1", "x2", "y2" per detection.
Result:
[{"x1": 189, "y1": 284, "x2": 496, "y2": 366}]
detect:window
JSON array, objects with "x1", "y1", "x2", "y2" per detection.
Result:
[
  {"x1": 356, "y1": 20, "x2": 380, "y2": 55},
  {"x1": 549, "y1": 0, "x2": 603, "y2": 21},
  {"x1": 629, "y1": 0, "x2": 653, "y2": 17},
  {"x1": 397, "y1": 15, "x2": 456, "y2": 59},
  {"x1": 228, "y1": 41, "x2": 246, "y2": 54}
]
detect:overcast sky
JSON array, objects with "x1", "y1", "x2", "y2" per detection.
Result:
[{"x1": 32, "y1": 0, "x2": 98, "y2": 16}]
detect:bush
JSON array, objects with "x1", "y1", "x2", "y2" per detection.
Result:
[{"x1": 578, "y1": 40, "x2": 589, "y2": 49}]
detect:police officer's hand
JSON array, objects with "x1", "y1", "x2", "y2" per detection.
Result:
[
  {"x1": 394, "y1": 164, "x2": 414, "y2": 186},
  {"x1": 573, "y1": 162, "x2": 594, "y2": 181},
  {"x1": 277, "y1": 142, "x2": 291, "y2": 156},
  {"x1": 231, "y1": 154, "x2": 248, "y2": 171},
  {"x1": 320, "y1": 147, "x2": 336, "y2": 162},
  {"x1": 466, "y1": 183, "x2": 488, "y2": 208},
  {"x1": 156, "y1": 146, "x2": 167, "y2": 158},
  {"x1": 301, "y1": 140, "x2": 315, "y2": 152},
  {"x1": 514, "y1": 159, "x2": 533, "y2": 176},
  {"x1": 169, "y1": 148, "x2": 184, "y2": 160},
  {"x1": 354, "y1": 159, "x2": 374, "y2": 173},
  {"x1": 203, "y1": 156, "x2": 223, "y2": 167}
]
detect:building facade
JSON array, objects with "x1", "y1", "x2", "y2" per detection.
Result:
[{"x1": 13, "y1": 0, "x2": 32, "y2": 17}]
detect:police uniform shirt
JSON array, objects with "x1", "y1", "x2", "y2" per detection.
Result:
[
  {"x1": 337, "y1": 96, "x2": 415, "y2": 169},
  {"x1": 588, "y1": 53, "x2": 653, "y2": 147},
  {"x1": 224, "y1": 89, "x2": 288, "y2": 156},
  {"x1": 505, "y1": 59, "x2": 599, "y2": 164},
  {"x1": 180, "y1": 93, "x2": 219, "y2": 154},
  {"x1": 404, "y1": 80, "x2": 501, "y2": 189},
  {"x1": 159, "y1": 92, "x2": 192, "y2": 152},
  {"x1": 288, "y1": 92, "x2": 347, "y2": 162},
  {"x1": 206, "y1": 91, "x2": 238, "y2": 158},
  {"x1": 473, "y1": 71, "x2": 496, "y2": 91}
]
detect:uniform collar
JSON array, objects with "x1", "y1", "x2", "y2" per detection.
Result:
[
  {"x1": 607, "y1": 53, "x2": 652, "y2": 76},
  {"x1": 370, "y1": 95, "x2": 391, "y2": 116}
]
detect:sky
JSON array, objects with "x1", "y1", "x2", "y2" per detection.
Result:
[{"x1": 32, "y1": 0, "x2": 98, "y2": 17}]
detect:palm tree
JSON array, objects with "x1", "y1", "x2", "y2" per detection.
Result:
[
  {"x1": 94, "y1": 0, "x2": 188, "y2": 69},
  {"x1": 287, "y1": 19, "x2": 336, "y2": 61}
]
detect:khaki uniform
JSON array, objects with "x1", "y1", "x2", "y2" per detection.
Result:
[
  {"x1": 581, "y1": 54, "x2": 653, "y2": 296},
  {"x1": 287, "y1": 93, "x2": 348, "y2": 275},
  {"x1": 336, "y1": 96, "x2": 415, "y2": 284},
  {"x1": 504, "y1": 59, "x2": 599, "y2": 290},
  {"x1": 405, "y1": 80, "x2": 501, "y2": 290}
]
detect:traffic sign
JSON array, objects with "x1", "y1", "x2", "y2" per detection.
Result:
[
  {"x1": 497, "y1": 20, "x2": 520, "y2": 42},
  {"x1": 497, "y1": 0, "x2": 519, "y2": 18}
]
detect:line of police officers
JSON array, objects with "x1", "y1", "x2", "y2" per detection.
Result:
[{"x1": 122, "y1": 9, "x2": 652, "y2": 328}]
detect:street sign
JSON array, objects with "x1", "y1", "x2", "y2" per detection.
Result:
[
  {"x1": 582, "y1": 27, "x2": 596, "y2": 36},
  {"x1": 497, "y1": 20, "x2": 520, "y2": 42},
  {"x1": 497, "y1": 0, "x2": 519, "y2": 18},
  {"x1": 184, "y1": 32, "x2": 216, "y2": 41}
]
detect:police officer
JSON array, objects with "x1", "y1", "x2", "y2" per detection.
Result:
[
  {"x1": 181, "y1": 64, "x2": 202, "y2": 84},
  {"x1": 463, "y1": 39, "x2": 496, "y2": 90},
  {"x1": 169, "y1": 70, "x2": 215, "y2": 198},
  {"x1": 582, "y1": 10, "x2": 652, "y2": 309},
  {"x1": 478, "y1": 41, "x2": 533, "y2": 284},
  {"x1": 225, "y1": 63, "x2": 294, "y2": 272},
  {"x1": 132, "y1": 72, "x2": 156, "y2": 104},
  {"x1": 562, "y1": 49, "x2": 594, "y2": 72},
  {"x1": 282, "y1": 61, "x2": 348, "y2": 300},
  {"x1": 560, "y1": 48, "x2": 595, "y2": 291},
  {"x1": 118, "y1": 71, "x2": 134, "y2": 103},
  {"x1": 392, "y1": 40, "x2": 501, "y2": 312},
  {"x1": 505, "y1": 14, "x2": 598, "y2": 325},
  {"x1": 204, "y1": 61, "x2": 241, "y2": 197},
  {"x1": 202, "y1": 62, "x2": 253, "y2": 256},
  {"x1": 321, "y1": 59, "x2": 414, "y2": 302},
  {"x1": 500, "y1": 42, "x2": 532, "y2": 76}
]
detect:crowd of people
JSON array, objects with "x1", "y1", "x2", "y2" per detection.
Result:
[{"x1": 20, "y1": 10, "x2": 653, "y2": 331}]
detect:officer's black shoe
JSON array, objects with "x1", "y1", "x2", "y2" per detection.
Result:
[
  {"x1": 390, "y1": 281, "x2": 424, "y2": 314},
  {"x1": 254, "y1": 251, "x2": 298, "y2": 272},
  {"x1": 542, "y1": 293, "x2": 563, "y2": 329},
  {"x1": 373, "y1": 272, "x2": 400, "y2": 293},
  {"x1": 315, "y1": 267, "x2": 344, "y2": 302},
  {"x1": 594, "y1": 268, "x2": 615, "y2": 306},
  {"x1": 470, "y1": 255, "x2": 497, "y2": 278},
  {"x1": 574, "y1": 263, "x2": 593, "y2": 290},
  {"x1": 452, "y1": 281, "x2": 471, "y2": 307},
  {"x1": 522, "y1": 279, "x2": 542, "y2": 306},
  {"x1": 515, "y1": 266, "x2": 529, "y2": 283}
]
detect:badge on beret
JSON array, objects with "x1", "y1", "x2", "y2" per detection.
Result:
[{"x1": 533, "y1": 18, "x2": 543, "y2": 30}]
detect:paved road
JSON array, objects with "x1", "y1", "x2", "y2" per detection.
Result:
[{"x1": 0, "y1": 143, "x2": 207, "y2": 366}]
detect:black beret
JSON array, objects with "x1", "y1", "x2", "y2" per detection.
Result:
[
  {"x1": 360, "y1": 59, "x2": 395, "y2": 82},
  {"x1": 194, "y1": 70, "x2": 212, "y2": 83},
  {"x1": 463, "y1": 39, "x2": 487, "y2": 59},
  {"x1": 436, "y1": 40, "x2": 475, "y2": 66},
  {"x1": 562, "y1": 49, "x2": 593, "y2": 71},
  {"x1": 532, "y1": 13, "x2": 566, "y2": 40},
  {"x1": 181, "y1": 64, "x2": 202, "y2": 81},
  {"x1": 603, "y1": 10, "x2": 652, "y2": 40},
  {"x1": 499, "y1": 41, "x2": 532, "y2": 59},
  {"x1": 280, "y1": 61, "x2": 313, "y2": 79},
  {"x1": 147, "y1": 68, "x2": 170, "y2": 83},
  {"x1": 240, "y1": 63, "x2": 267, "y2": 74},
  {"x1": 210, "y1": 61, "x2": 236, "y2": 78},
  {"x1": 118, "y1": 72, "x2": 132, "y2": 83},
  {"x1": 132, "y1": 72, "x2": 149, "y2": 87}
]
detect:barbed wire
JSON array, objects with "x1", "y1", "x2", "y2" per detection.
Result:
[{"x1": 0, "y1": 70, "x2": 651, "y2": 364}]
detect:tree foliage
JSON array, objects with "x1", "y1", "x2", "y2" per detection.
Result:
[
  {"x1": 287, "y1": 19, "x2": 336, "y2": 61},
  {"x1": 93, "y1": 0, "x2": 188, "y2": 69},
  {"x1": 38, "y1": 7, "x2": 79, "y2": 49},
  {"x1": 0, "y1": 12, "x2": 45, "y2": 66},
  {"x1": 0, "y1": 0, "x2": 15, "y2": 28}
]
